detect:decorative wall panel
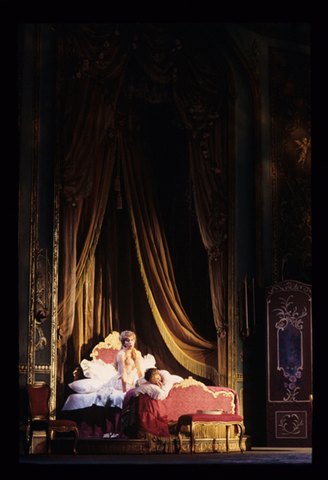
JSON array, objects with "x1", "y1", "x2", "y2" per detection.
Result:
[
  {"x1": 266, "y1": 280, "x2": 312, "y2": 447},
  {"x1": 19, "y1": 25, "x2": 59, "y2": 430},
  {"x1": 270, "y1": 47, "x2": 311, "y2": 284},
  {"x1": 275, "y1": 410, "x2": 307, "y2": 439}
]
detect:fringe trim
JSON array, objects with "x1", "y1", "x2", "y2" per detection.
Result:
[{"x1": 121, "y1": 144, "x2": 219, "y2": 385}]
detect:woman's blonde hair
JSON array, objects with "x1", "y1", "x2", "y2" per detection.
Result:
[{"x1": 119, "y1": 330, "x2": 136, "y2": 345}]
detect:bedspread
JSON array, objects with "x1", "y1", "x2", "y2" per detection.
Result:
[{"x1": 121, "y1": 378, "x2": 240, "y2": 438}]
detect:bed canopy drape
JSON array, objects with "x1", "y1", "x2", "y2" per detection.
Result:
[{"x1": 55, "y1": 23, "x2": 230, "y2": 386}]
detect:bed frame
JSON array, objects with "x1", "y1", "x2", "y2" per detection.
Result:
[{"x1": 61, "y1": 332, "x2": 249, "y2": 454}]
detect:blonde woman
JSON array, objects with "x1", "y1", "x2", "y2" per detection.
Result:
[
  {"x1": 94, "y1": 330, "x2": 156, "y2": 409},
  {"x1": 114, "y1": 331, "x2": 143, "y2": 392},
  {"x1": 62, "y1": 330, "x2": 156, "y2": 412}
]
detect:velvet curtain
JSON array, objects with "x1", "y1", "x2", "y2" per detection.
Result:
[
  {"x1": 56, "y1": 24, "x2": 229, "y2": 385},
  {"x1": 57, "y1": 78, "x2": 118, "y2": 346},
  {"x1": 188, "y1": 122, "x2": 228, "y2": 385}
]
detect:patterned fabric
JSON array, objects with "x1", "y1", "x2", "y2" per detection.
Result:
[{"x1": 121, "y1": 384, "x2": 239, "y2": 438}]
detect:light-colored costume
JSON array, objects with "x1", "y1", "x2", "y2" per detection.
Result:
[{"x1": 62, "y1": 353, "x2": 156, "y2": 411}]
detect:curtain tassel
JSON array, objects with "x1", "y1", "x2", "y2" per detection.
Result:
[
  {"x1": 114, "y1": 175, "x2": 121, "y2": 191},
  {"x1": 116, "y1": 192, "x2": 123, "y2": 210}
]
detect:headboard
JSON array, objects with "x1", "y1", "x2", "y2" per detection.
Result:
[{"x1": 89, "y1": 331, "x2": 122, "y2": 364}]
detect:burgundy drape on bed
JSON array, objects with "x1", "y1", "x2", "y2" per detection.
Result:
[{"x1": 56, "y1": 24, "x2": 229, "y2": 386}]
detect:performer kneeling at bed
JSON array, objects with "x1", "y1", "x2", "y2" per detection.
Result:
[
  {"x1": 133, "y1": 367, "x2": 183, "y2": 400},
  {"x1": 143, "y1": 368, "x2": 164, "y2": 386}
]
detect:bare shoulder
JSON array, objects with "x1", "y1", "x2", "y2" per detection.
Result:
[{"x1": 116, "y1": 349, "x2": 125, "y2": 362}]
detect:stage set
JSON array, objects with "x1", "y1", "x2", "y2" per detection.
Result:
[{"x1": 18, "y1": 23, "x2": 311, "y2": 458}]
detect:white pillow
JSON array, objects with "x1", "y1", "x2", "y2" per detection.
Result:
[
  {"x1": 135, "y1": 376, "x2": 147, "y2": 387},
  {"x1": 157, "y1": 370, "x2": 183, "y2": 393},
  {"x1": 62, "y1": 392, "x2": 98, "y2": 411},
  {"x1": 81, "y1": 359, "x2": 117, "y2": 382},
  {"x1": 68, "y1": 378, "x2": 103, "y2": 393},
  {"x1": 171, "y1": 374, "x2": 184, "y2": 384},
  {"x1": 134, "y1": 371, "x2": 184, "y2": 397},
  {"x1": 139, "y1": 353, "x2": 156, "y2": 371},
  {"x1": 133, "y1": 383, "x2": 167, "y2": 400}
]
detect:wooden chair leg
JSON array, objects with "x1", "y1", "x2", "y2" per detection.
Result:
[
  {"x1": 191, "y1": 421, "x2": 195, "y2": 454},
  {"x1": 226, "y1": 425, "x2": 230, "y2": 453},
  {"x1": 177, "y1": 420, "x2": 194, "y2": 454},
  {"x1": 72, "y1": 427, "x2": 79, "y2": 455},
  {"x1": 239, "y1": 424, "x2": 245, "y2": 453},
  {"x1": 28, "y1": 426, "x2": 33, "y2": 454},
  {"x1": 176, "y1": 421, "x2": 182, "y2": 454},
  {"x1": 47, "y1": 426, "x2": 51, "y2": 455},
  {"x1": 178, "y1": 430, "x2": 183, "y2": 454}
]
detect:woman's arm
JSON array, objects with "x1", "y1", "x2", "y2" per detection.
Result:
[{"x1": 116, "y1": 350, "x2": 128, "y2": 393}]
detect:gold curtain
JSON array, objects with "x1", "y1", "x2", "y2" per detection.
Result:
[
  {"x1": 57, "y1": 115, "x2": 117, "y2": 347},
  {"x1": 57, "y1": 24, "x2": 126, "y2": 346},
  {"x1": 56, "y1": 24, "x2": 229, "y2": 385},
  {"x1": 119, "y1": 129, "x2": 218, "y2": 383}
]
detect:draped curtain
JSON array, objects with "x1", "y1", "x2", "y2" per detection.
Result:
[{"x1": 56, "y1": 23, "x2": 230, "y2": 386}]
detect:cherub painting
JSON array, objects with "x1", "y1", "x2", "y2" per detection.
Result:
[{"x1": 294, "y1": 137, "x2": 311, "y2": 168}]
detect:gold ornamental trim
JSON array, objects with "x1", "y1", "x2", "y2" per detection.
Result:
[
  {"x1": 49, "y1": 27, "x2": 62, "y2": 420},
  {"x1": 90, "y1": 331, "x2": 122, "y2": 358},
  {"x1": 27, "y1": 24, "x2": 41, "y2": 386},
  {"x1": 19, "y1": 364, "x2": 52, "y2": 374},
  {"x1": 226, "y1": 71, "x2": 236, "y2": 391}
]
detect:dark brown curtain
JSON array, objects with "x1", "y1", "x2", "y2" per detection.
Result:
[{"x1": 56, "y1": 24, "x2": 230, "y2": 385}]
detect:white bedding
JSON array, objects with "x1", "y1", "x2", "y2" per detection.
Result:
[{"x1": 62, "y1": 353, "x2": 157, "y2": 411}]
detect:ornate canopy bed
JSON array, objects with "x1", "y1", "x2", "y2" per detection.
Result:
[{"x1": 52, "y1": 24, "x2": 242, "y2": 454}]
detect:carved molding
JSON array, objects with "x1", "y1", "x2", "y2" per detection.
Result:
[
  {"x1": 19, "y1": 364, "x2": 51, "y2": 374},
  {"x1": 266, "y1": 280, "x2": 312, "y2": 404},
  {"x1": 27, "y1": 24, "x2": 41, "y2": 385},
  {"x1": 25, "y1": 26, "x2": 60, "y2": 422},
  {"x1": 267, "y1": 280, "x2": 312, "y2": 297},
  {"x1": 90, "y1": 331, "x2": 121, "y2": 358},
  {"x1": 227, "y1": 81, "x2": 237, "y2": 391},
  {"x1": 49, "y1": 30, "x2": 64, "y2": 419},
  {"x1": 35, "y1": 244, "x2": 52, "y2": 351},
  {"x1": 275, "y1": 411, "x2": 308, "y2": 439},
  {"x1": 50, "y1": 173, "x2": 60, "y2": 418},
  {"x1": 274, "y1": 295, "x2": 306, "y2": 402}
]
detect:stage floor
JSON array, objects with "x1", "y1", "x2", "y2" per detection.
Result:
[{"x1": 19, "y1": 447, "x2": 312, "y2": 465}]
